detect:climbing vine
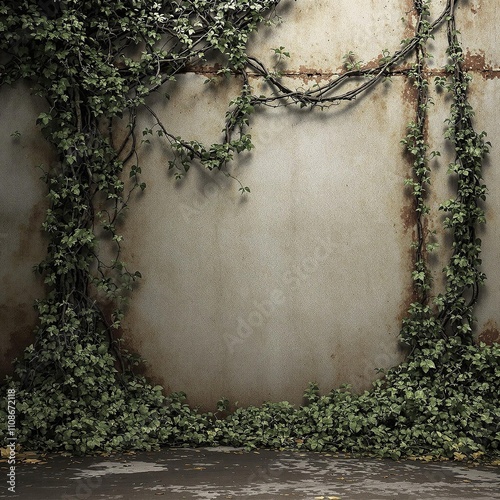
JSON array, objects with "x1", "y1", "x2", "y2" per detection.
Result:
[{"x1": 0, "y1": 0, "x2": 498, "y2": 459}]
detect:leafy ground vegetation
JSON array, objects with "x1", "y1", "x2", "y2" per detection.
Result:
[{"x1": 0, "y1": 0, "x2": 498, "y2": 459}]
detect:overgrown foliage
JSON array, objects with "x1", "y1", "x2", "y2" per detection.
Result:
[{"x1": 0, "y1": 0, "x2": 498, "y2": 459}]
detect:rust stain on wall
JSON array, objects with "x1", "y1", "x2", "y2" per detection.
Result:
[
  {"x1": 184, "y1": 63, "x2": 223, "y2": 76},
  {"x1": 464, "y1": 49, "x2": 487, "y2": 71},
  {"x1": 462, "y1": 49, "x2": 499, "y2": 79},
  {"x1": 403, "y1": 0, "x2": 417, "y2": 41},
  {"x1": 400, "y1": 201, "x2": 417, "y2": 234},
  {"x1": 478, "y1": 320, "x2": 500, "y2": 346},
  {"x1": 401, "y1": 74, "x2": 418, "y2": 108},
  {"x1": 295, "y1": 65, "x2": 334, "y2": 84}
]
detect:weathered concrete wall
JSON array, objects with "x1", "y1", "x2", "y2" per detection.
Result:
[
  {"x1": 121, "y1": 74, "x2": 413, "y2": 407},
  {"x1": 1, "y1": 0, "x2": 499, "y2": 408},
  {"x1": 0, "y1": 83, "x2": 52, "y2": 379},
  {"x1": 118, "y1": 0, "x2": 500, "y2": 408}
]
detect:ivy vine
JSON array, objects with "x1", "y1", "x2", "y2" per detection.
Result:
[{"x1": 0, "y1": 0, "x2": 498, "y2": 460}]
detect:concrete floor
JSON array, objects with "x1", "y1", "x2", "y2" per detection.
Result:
[{"x1": 1, "y1": 447, "x2": 499, "y2": 499}]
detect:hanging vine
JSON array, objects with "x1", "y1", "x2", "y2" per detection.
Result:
[{"x1": 0, "y1": 0, "x2": 498, "y2": 459}]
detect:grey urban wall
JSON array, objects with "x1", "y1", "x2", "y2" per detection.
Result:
[{"x1": 1, "y1": 0, "x2": 499, "y2": 409}]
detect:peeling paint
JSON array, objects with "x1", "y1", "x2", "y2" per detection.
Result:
[
  {"x1": 464, "y1": 49, "x2": 488, "y2": 71},
  {"x1": 463, "y1": 49, "x2": 500, "y2": 79}
]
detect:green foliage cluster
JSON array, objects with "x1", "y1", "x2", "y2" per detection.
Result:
[
  {"x1": 0, "y1": 0, "x2": 280, "y2": 452},
  {"x1": 0, "y1": 0, "x2": 498, "y2": 460},
  {"x1": 153, "y1": 334, "x2": 499, "y2": 461}
]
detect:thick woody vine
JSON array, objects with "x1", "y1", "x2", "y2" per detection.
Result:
[{"x1": 0, "y1": 0, "x2": 498, "y2": 459}]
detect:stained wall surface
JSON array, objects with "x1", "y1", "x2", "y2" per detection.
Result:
[
  {"x1": 0, "y1": 83, "x2": 52, "y2": 379},
  {"x1": 1, "y1": 0, "x2": 499, "y2": 408}
]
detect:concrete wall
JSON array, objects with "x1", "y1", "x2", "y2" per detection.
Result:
[
  {"x1": 1, "y1": 0, "x2": 499, "y2": 408},
  {"x1": 0, "y1": 83, "x2": 52, "y2": 379}
]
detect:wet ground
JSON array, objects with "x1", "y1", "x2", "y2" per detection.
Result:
[{"x1": 1, "y1": 447, "x2": 499, "y2": 499}]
